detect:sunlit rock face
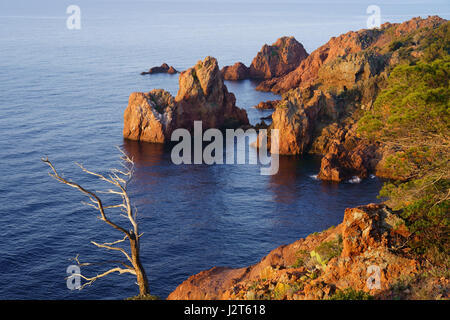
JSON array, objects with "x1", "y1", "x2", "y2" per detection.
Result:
[
  {"x1": 167, "y1": 203, "x2": 418, "y2": 300},
  {"x1": 124, "y1": 56, "x2": 249, "y2": 143},
  {"x1": 123, "y1": 89, "x2": 175, "y2": 143}
]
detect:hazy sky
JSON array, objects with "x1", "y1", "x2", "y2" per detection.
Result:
[{"x1": 1, "y1": 0, "x2": 449, "y2": 19}]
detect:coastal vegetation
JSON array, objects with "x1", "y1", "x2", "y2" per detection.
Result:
[{"x1": 357, "y1": 25, "x2": 449, "y2": 262}]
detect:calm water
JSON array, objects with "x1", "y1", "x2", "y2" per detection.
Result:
[{"x1": 0, "y1": 0, "x2": 448, "y2": 299}]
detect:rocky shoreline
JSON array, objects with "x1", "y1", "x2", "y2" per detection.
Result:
[
  {"x1": 123, "y1": 15, "x2": 449, "y2": 300},
  {"x1": 167, "y1": 204, "x2": 424, "y2": 300}
]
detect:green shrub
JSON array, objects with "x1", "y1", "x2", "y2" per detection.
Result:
[
  {"x1": 329, "y1": 288, "x2": 373, "y2": 300},
  {"x1": 358, "y1": 39, "x2": 450, "y2": 258},
  {"x1": 310, "y1": 235, "x2": 343, "y2": 267}
]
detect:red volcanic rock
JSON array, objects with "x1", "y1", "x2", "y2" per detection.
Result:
[
  {"x1": 167, "y1": 266, "x2": 249, "y2": 300},
  {"x1": 123, "y1": 89, "x2": 175, "y2": 143},
  {"x1": 256, "y1": 29, "x2": 384, "y2": 93},
  {"x1": 249, "y1": 36, "x2": 308, "y2": 79},
  {"x1": 253, "y1": 100, "x2": 280, "y2": 110},
  {"x1": 258, "y1": 89, "x2": 335, "y2": 155},
  {"x1": 174, "y1": 56, "x2": 249, "y2": 131},
  {"x1": 168, "y1": 204, "x2": 418, "y2": 300},
  {"x1": 141, "y1": 63, "x2": 178, "y2": 75},
  {"x1": 125, "y1": 57, "x2": 249, "y2": 143},
  {"x1": 317, "y1": 140, "x2": 379, "y2": 182},
  {"x1": 257, "y1": 16, "x2": 446, "y2": 93},
  {"x1": 221, "y1": 62, "x2": 250, "y2": 80}
]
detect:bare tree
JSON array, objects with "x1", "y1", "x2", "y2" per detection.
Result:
[{"x1": 42, "y1": 148, "x2": 150, "y2": 297}]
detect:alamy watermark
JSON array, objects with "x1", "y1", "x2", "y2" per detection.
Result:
[
  {"x1": 170, "y1": 121, "x2": 279, "y2": 175},
  {"x1": 66, "y1": 265, "x2": 81, "y2": 290},
  {"x1": 66, "y1": 5, "x2": 81, "y2": 30},
  {"x1": 367, "y1": 5, "x2": 381, "y2": 29},
  {"x1": 366, "y1": 265, "x2": 381, "y2": 290}
]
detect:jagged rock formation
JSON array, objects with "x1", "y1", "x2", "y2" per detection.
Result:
[
  {"x1": 221, "y1": 36, "x2": 308, "y2": 81},
  {"x1": 249, "y1": 36, "x2": 309, "y2": 79},
  {"x1": 141, "y1": 63, "x2": 178, "y2": 75},
  {"x1": 254, "y1": 16, "x2": 447, "y2": 181},
  {"x1": 173, "y1": 57, "x2": 249, "y2": 132},
  {"x1": 124, "y1": 57, "x2": 249, "y2": 143},
  {"x1": 168, "y1": 204, "x2": 421, "y2": 300}
]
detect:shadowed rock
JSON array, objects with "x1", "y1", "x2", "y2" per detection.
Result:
[{"x1": 141, "y1": 63, "x2": 178, "y2": 75}]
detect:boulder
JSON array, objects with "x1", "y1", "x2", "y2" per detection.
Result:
[
  {"x1": 258, "y1": 89, "x2": 334, "y2": 155},
  {"x1": 316, "y1": 124, "x2": 380, "y2": 182},
  {"x1": 221, "y1": 62, "x2": 250, "y2": 80},
  {"x1": 253, "y1": 100, "x2": 280, "y2": 110}
]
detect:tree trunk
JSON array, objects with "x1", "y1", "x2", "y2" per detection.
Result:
[{"x1": 129, "y1": 232, "x2": 150, "y2": 296}]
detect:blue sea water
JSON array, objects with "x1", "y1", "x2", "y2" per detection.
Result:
[{"x1": 0, "y1": 0, "x2": 448, "y2": 299}]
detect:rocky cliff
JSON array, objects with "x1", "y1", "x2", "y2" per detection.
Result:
[
  {"x1": 168, "y1": 203, "x2": 442, "y2": 300},
  {"x1": 256, "y1": 16, "x2": 447, "y2": 182},
  {"x1": 124, "y1": 57, "x2": 249, "y2": 143},
  {"x1": 256, "y1": 16, "x2": 445, "y2": 93}
]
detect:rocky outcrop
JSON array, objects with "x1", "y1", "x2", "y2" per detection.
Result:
[
  {"x1": 221, "y1": 62, "x2": 250, "y2": 80},
  {"x1": 310, "y1": 122, "x2": 381, "y2": 182},
  {"x1": 141, "y1": 63, "x2": 178, "y2": 75},
  {"x1": 123, "y1": 89, "x2": 175, "y2": 143},
  {"x1": 173, "y1": 56, "x2": 249, "y2": 132},
  {"x1": 267, "y1": 89, "x2": 331, "y2": 154},
  {"x1": 249, "y1": 36, "x2": 308, "y2": 79},
  {"x1": 124, "y1": 57, "x2": 249, "y2": 143},
  {"x1": 221, "y1": 36, "x2": 308, "y2": 81},
  {"x1": 317, "y1": 140, "x2": 379, "y2": 182},
  {"x1": 168, "y1": 204, "x2": 420, "y2": 300},
  {"x1": 253, "y1": 100, "x2": 280, "y2": 110}
]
